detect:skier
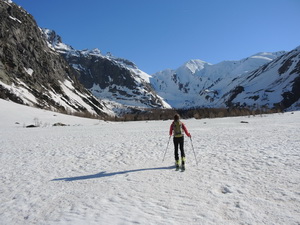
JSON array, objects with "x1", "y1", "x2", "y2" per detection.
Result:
[{"x1": 169, "y1": 114, "x2": 191, "y2": 171}]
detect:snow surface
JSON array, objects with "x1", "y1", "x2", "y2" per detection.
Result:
[{"x1": 1, "y1": 99, "x2": 300, "y2": 225}]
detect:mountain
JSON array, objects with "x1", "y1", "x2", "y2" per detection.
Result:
[
  {"x1": 222, "y1": 46, "x2": 300, "y2": 110},
  {"x1": 150, "y1": 60, "x2": 212, "y2": 108},
  {"x1": 150, "y1": 49, "x2": 300, "y2": 110},
  {"x1": 0, "y1": 0, "x2": 111, "y2": 117},
  {"x1": 43, "y1": 26, "x2": 299, "y2": 111},
  {"x1": 42, "y1": 29, "x2": 170, "y2": 113}
]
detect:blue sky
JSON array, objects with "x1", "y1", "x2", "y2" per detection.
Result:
[{"x1": 13, "y1": 0, "x2": 300, "y2": 74}]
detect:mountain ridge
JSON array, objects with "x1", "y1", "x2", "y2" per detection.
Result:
[{"x1": 42, "y1": 29, "x2": 170, "y2": 113}]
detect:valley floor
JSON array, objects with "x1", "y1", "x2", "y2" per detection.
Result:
[{"x1": 0, "y1": 100, "x2": 300, "y2": 224}]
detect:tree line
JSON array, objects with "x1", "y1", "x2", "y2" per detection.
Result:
[
  {"x1": 60, "y1": 103, "x2": 283, "y2": 121},
  {"x1": 110, "y1": 106, "x2": 283, "y2": 122}
]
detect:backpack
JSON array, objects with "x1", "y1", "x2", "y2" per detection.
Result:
[{"x1": 173, "y1": 121, "x2": 183, "y2": 137}]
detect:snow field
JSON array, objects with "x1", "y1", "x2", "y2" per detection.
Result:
[{"x1": 0, "y1": 100, "x2": 300, "y2": 224}]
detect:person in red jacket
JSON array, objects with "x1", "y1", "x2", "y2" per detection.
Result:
[{"x1": 169, "y1": 114, "x2": 191, "y2": 170}]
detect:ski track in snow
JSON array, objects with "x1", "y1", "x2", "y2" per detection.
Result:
[{"x1": 1, "y1": 102, "x2": 300, "y2": 224}]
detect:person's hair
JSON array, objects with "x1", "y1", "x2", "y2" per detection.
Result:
[{"x1": 174, "y1": 114, "x2": 180, "y2": 121}]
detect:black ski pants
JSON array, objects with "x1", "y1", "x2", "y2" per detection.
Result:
[{"x1": 173, "y1": 136, "x2": 185, "y2": 161}]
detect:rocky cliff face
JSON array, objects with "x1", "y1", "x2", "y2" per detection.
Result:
[
  {"x1": 0, "y1": 0, "x2": 110, "y2": 117},
  {"x1": 42, "y1": 29, "x2": 170, "y2": 111}
]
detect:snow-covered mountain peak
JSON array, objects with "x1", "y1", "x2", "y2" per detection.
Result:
[
  {"x1": 42, "y1": 28, "x2": 72, "y2": 53},
  {"x1": 42, "y1": 29, "x2": 104, "y2": 59},
  {"x1": 42, "y1": 29, "x2": 140, "y2": 73},
  {"x1": 179, "y1": 59, "x2": 211, "y2": 75},
  {"x1": 169, "y1": 59, "x2": 211, "y2": 85}
]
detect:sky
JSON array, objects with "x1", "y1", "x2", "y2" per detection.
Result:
[{"x1": 12, "y1": 0, "x2": 300, "y2": 74}]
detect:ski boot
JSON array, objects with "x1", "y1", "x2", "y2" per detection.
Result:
[
  {"x1": 181, "y1": 157, "x2": 186, "y2": 171},
  {"x1": 175, "y1": 160, "x2": 180, "y2": 171}
]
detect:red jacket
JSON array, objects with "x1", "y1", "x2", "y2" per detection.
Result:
[{"x1": 169, "y1": 121, "x2": 191, "y2": 137}]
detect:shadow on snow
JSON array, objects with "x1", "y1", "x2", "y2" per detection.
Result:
[{"x1": 51, "y1": 165, "x2": 175, "y2": 182}]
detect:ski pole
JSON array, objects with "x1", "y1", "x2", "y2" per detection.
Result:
[
  {"x1": 162, "y1": 136, "x2": 171, "y2": 162},
  {"x1": 189, "y1": 137, "x2": 199, "y2": 166}
]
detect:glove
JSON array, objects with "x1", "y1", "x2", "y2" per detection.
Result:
[{"x1": 188, "y1": 133, "x2": 191, "y2": 138}]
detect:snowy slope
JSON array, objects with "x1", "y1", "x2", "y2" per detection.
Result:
[
  {"x1": 0, "y1": 78, "x2": 113, "y2": 116},
  {"x1": 1, "y1": 99, "x2": 300, "y2": 224},
  {"x1": 0, "y1": 99, "x2": 104, "y2": 127},
  {"x1": 151, "y1": 52, "x2": 286, "y2": 108},
  {"x1": 217, "y1": 46, "x2": 300, "y2": 109}
]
